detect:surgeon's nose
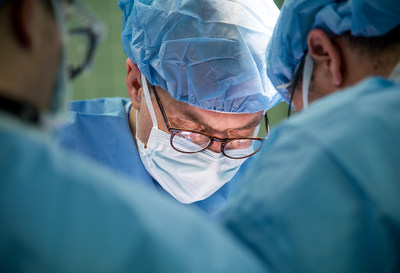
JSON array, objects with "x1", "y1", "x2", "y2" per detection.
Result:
[{"x1": 208, "y1": 140, "x2": 223, "y2": 153}]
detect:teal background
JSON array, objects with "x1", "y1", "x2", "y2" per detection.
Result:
[{"x1": 70, "y1": 0, "x2": 288, "y2": 127}]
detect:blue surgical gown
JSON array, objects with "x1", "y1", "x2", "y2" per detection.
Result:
[
  {"x1": 0, "y1": 112, "x2": 265, "y2": 273},
  {"x1": 57, "y1": 97, "x2": 251, "y2": 217},
  {"x1": 221, "y1": 77, "x2": 400, "y2": 273}
]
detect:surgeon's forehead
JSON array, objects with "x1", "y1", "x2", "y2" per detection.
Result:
[{"x1": 155, "y1": 86, "x2": 263, "y2": 131}]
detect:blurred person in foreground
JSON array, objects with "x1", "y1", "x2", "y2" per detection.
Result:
[
  {"x1": 57, "y1": 0, "x2": 281, "y2": 217},
  {"x1": 221, "y1": 0, "x2": 400, "y2": 272},
  {"x1": 0, "y1": 0, "x2": 269, "y2": 272}
]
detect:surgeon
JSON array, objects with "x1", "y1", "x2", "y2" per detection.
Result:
[
  {"x1": 57, "y1": 0, "x2": 281, "y2": 216},
  {"x1": 0, "y1": 0, "x2": 270, "y2": 271},
  {"x1": 222, "y1": 0, "x2": 400, "y2": 272}
]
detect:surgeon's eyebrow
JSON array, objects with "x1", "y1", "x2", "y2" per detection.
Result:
[
  {"x1": 180, "y1": 110, "x2": 205, "y2": 125},
  {"x1": 178, "y1": 109, "x2": 262, "y2": 131},
  {"x1": 234, "y1": 117, "x2": 263, "y2": 130}
]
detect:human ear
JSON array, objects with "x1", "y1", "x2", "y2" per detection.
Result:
[
  {"x1": 126, "y1": 58, "x2": 142, "y2": 110},
  {"x1": 307, "y1": 29, "x2": 343, "y2": 87},
  {"x1": 12, "y1": 0, "x2": 35, "y2": 47}
]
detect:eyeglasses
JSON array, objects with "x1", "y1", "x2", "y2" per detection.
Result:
[
  {"x1": 149, "y1": 82, "x2": 269, "y2": 159},
  {"x1": 287, "y1": 54, "x2": 306, "y2": 117},
  {"x1": 65, "y1": 0, "x2": 105, "y2": 79}
]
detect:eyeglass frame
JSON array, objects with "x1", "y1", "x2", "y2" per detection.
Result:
[
  {"x1": 148, "y1": 81, "x2": 270, "y2": 159},
  {"x1": 66, "y1": 0, "x2": 105, "y2": 80},
  {"x1": 287, "y1": 52, "x2": 307, "y2": 117}
]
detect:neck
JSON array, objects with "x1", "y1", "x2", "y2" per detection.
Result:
[
  {"x1": 339, "y1": 39, "x2": 400, "y2": 88},
  {"x1": 0, "y1": 92, "x2": 40, "y2": 124}
]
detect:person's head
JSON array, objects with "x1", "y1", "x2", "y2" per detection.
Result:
[
  {"x1": 0, "y1": 0, "x2": 103, "y2": 124},
  {"x1": 118, "y1": 0, "x2": 280, "y2": 203},
  {"x1": 0, "y1": 0, "x2": 63, "y2": 113},
  {"x1": 267, "y1": 0, "x2": 400, "y2": 112}
]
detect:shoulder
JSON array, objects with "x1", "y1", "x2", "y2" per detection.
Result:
[
  {"x1": 223, "y1": 76, "x2": 400, "y2": 223},
  {"x1": 0, "y1": 121, "x2": 266, "y2": 272},
  {"x1": 276, "y1": 77, "x2": 400, "y2": 150},
  {"x1": 222, "y1": 78, "x2": 400, "y2": 272},
  {"x1": 250, "y1": 76, "x2": 400, "y2": 191},
  {"x1": 58, "y1": 97, "x2": 132, "y2": 143},
  {"x1": 69, "y1": 97, "x2": 131, "y2": 117}
]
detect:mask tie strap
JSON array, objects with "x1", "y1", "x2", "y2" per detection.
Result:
[
  {"x1": 140, "y1": 73, "x2": 158, "y2": 128},
  {"x1": 302, "y1": 52, "x2": 314, "y2": 109},
  {"x1": 389, "y1": 60, "x2": 400, "y2": 83}
]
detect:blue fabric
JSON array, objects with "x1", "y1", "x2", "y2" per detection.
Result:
[
  {"x1": 0, "y1": 112, "x2": 266, "y2": 272},
  {"x1": 267, "y1": 0, "x2": 400, "y2": 102},
  {"x1": 57, "y1": 97, "x2": 250, "y2": 218},
  {"x1": 221, "y1": 78, "x2": 400, "y2": 272},
  {"x1": 118, "y1": 0, "x2": 281, "y2": 113}
]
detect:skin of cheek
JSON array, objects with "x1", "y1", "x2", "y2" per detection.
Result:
[
  {"x1": 135, "y1": 103, "x2": 155, "y2": 146},
  {"x1": 292, "y1": 63, "x2": 335, "y2": 112},
  {"x1": 309, "y1": 65, "x2": 338, "y2": 103},
  {"x1": 292, "y1": 86, "x2": 304, "y2": 112},
  {"x1": 30, "y1": 3, "x2": 62, "y2": 110}
]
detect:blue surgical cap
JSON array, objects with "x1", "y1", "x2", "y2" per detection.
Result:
[
  {"x1": 119, "y1": 0, "x2": 281, "y2": 113},
  {"x1": 267, "y1": 0, "x2": 400, "y2": 103}
]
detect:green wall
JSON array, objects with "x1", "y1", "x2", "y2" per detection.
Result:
[
  {"x1": 70, "y1": 0, "x2": 288, "y2": 127},
  {"x1": 70, "y1": 0, "x2": 127, "y2": 101},
  {"x1": 274, "y1": 0, "x2": 285, "y2": 9}
]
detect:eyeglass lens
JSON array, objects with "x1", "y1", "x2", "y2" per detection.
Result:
[{"x1": 171, "y1": 131, "x2": 263, "y2": 159}]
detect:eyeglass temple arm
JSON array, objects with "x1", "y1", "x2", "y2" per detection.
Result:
[
  {"x1": 264, "y1": 111, "x2": 270, "y2": 137},
  {"x1": 148, "y1": 82, "x2": 171, "y2": 130}
]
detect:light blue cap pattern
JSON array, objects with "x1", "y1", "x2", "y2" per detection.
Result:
[
  {"x1": 267, "y1": 0, "x2": 400, "y2": 102},
  {"x1": 118, "y1": 0, "x2": 281, "y2": 113}
]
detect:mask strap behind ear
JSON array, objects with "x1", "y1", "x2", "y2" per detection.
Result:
[
  {"x1": 302, "y1": 52, "x2": 314, "y2": 109},
  {"x1": 140, "y1": 73, "x2": 158, "y2": 128},
  {"x1": 389, "y1": 60, "x2": 400, "y2": 83},
  {"x1": 252, "y1": 110, "x2": 266, "y2": 137}
]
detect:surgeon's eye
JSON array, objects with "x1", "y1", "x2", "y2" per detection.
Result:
[
  {"x1": 225, "y1": 139, "x2": 253, "y2": 149},
  {"x1": 180, "y1": 131, "x2": 207, "y2": 143},
  {"x1": 223, "y1": 139, "x2": 263, "y2": 159},
  {"x1": 171, "y1": 130, "x2": 211, "y2": 153}
]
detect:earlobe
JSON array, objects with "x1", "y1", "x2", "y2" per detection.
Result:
[
  {"x1": 307, "y1": 29, "x2": 343, "y2": 87},
  {"x1": 126, "y1": 58, "x2": 143, "y2": 110}
]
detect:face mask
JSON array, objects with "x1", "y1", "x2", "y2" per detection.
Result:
[
  {"x1": 41, "y1": 0, "x2": 69, "y2": 130},
  {"x1": 136, "y1": 74, "x2": 246, "y2": 204},
  {"x1": 302, "y1": 52, "x2": 314, "y2": 110}
]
